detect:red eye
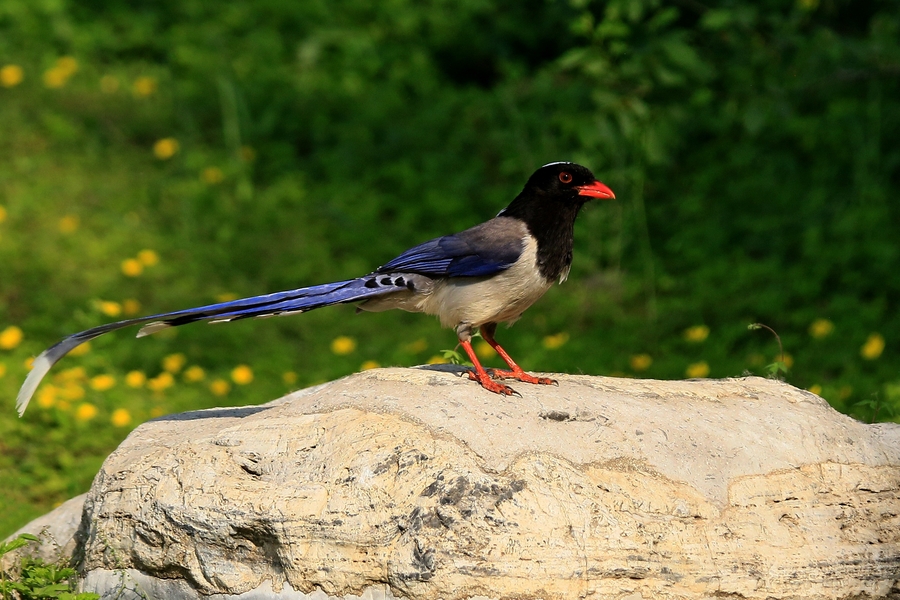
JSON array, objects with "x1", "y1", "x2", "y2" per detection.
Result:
[{"x1": 559, "y1": 172, "x2": 573, "y2": 184}]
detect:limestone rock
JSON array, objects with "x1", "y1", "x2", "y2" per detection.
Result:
[
  {"x1": 1, "y1": 493, "x2": 86, "y2": 568},
  {"x1": 16, "y1": 368, "x2": 900, "y2": 598}
]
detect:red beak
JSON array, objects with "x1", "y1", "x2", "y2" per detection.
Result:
[{"x1": 576, "y1": 180, "x2": 615, "y2": 200}]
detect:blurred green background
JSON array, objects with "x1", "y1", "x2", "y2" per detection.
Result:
[{"x1": 1, "y1": 0, "x2": 898, "y2": 537}]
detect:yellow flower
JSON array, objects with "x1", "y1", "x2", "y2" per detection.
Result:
[
  {"x1": 405, "y1": 338, "x2": 427, "y2": 353},
  {"x1": 162, "y1": 353, "x2": 186, "y2": 373},
  {"x1": 57, "y1": 400, "x2": 71, "y2": 412},
  {"x1": 75, "y1": 402, "x2": 97, "y2": 421},
  {"x1": 808, "y1": 384, "x2": 823, "y2": 396},
  {"x1": 240, "y1": 146, "x2": 256, "y2": 162},
  {"x1": 56, "y1": 57, "x2": 78, "y2": 76},
  {"x1": 37, "y1": 385, "x2": 57, "y2": 409},
  {"x1": 231, "y1": 364, "x2": 253, "y2": 385},
  {"x1": 147, "y1": 372, "x2": 175, "y2": 392},
  {"x1": 100, "y1": 75, "x2": 119, "y2": 94},
  {"x1": 360, "y1": 360, "x2": 380, "y2": 371},
  {"x1": 0, "y1": 326, "x2": 23, "y2": 349},
  {"x1": 56, "y1": 366, "x2": 86, "y2": 382},
  {"x1": 132, "y1": 76, "x2": 157, "y2": 97},
  {"x1": 542, "y1": 332, "x2": 569, "y2": 350},
  {"x1": 839, "y1": 385, "x2": 853, "y2": 400},
  {"x1": 90, "y1": 374, "x2": 116, "y2": 391},
  {"x1": 861, "y1": 333, "x2": 885, "y2": 360},
  {"x1": 210, "y1": 378, "x2": 231, "y2": 396},
  {"x1": 43, "y1": 58, "x2": 77, "y2": 88},
  {"x1": 69, "y1": 341, "x2": 91, "y2": 356},
  {"x1": 331, "y1": 336, "x2": 357, "y2": 355},
  {"x1": 153, "y1": 138, "x2": 179, "y2": 160},
  {"x1": 137, "y1": 249, "x2": 159, "y2": 266},
  {"x1": 809, "y1": 318, "x2": 834, "y2": 339},
  {"x1": 43, "y1": 68, "x2": 68, "y2": 88},
  {"x1": 60, "y1": 384, "x2": 85, "y2": 401},
  {"x1": 475, "y1": 340, "x2": 496, "y2": 359},
  {"x1": 0, "y1": 64, "x2": 24, "y2": 87},
  {"x1": 629, "y1": 353, "x2": 653, "y2": 371},
  {"x1": 99, "y1": 300, "x2": 122, "y2": 317},
  {"x1": 686, "y1": 361, "x2": 710, "y2": 378},
  {"x1": 282, "y1": 371, "x2": 298, "y2": 385},
  {"x1": 123, "y1": 299, "x2": 142, "y2": 316},
  {"x1": 780, "y1": 353, "x2": 794, "y2": 369},
  {"x1": 111, "y1": 408, "x2": 132, "y2": 427},
  {"x1": 0, "y1": 205, "x2": 6, "y2": 223},
  {"x1": 426, "y1": 355, "x2": 448, "y2": 364},
  {"x1": 183, "y1": 365, "x2": 205, "y2": 382},
  {"x1": 125, "y1": 370, "x2": 146, "y2": 388},
  {"x1": 58, "y1": 215, "x2": 79, "y2": 233},
  {"x1": 201, "y1": 167, "x2": 224, "y2": 184},
  {"x1": 0, "y1": 362, "x2": 5, "y2": 378},
  {"x1": 684, "y1": 325, "x2": 710, "y2": 343},
  {"x1": 121, "y1": 258, "x2": 143, "y2": 277}
]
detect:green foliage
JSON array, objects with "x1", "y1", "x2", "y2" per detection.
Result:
[
  {"x1": 748, "y1": 323, "x2": 788, "y2": 379},
  {"x1": 0, "y1": 534, "x2": 98, "y2": 600},
  {"x1": 1, "y1": 0, "x2": 898, "y2": 538}
]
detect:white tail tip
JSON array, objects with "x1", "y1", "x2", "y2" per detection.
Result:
[
  {"x1": 136, "y1": 321, "x2": 170, "y2": 338},
  {"x1": 16, "y1": 352, "x2": 52, "y2": 417}
]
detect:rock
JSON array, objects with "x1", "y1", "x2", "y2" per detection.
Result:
[
  {"x1": 1, "y1": 493, "x2": 86, "y2": 568},
  {"x1": 13, "y1": 368, "x2": 900, "y2": 599}
]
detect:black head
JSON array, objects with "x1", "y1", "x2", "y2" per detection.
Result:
[
  {"x1": 499, "y1": 162, "x2": 615, "y2": 221},
  {"x1": 521, "y1": 162, "x2": 615, "y2": 202},
  {"x1": 499, "y1": 162, "x2": 616, "y2": 282}
]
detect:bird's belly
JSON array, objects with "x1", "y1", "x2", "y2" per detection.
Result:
[{"x1": 423, "y1": 251, "x2": 552, "y2": 328}]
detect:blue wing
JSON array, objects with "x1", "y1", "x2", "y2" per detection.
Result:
[{"x1": 378, "y1": 218, "x2": 525, "y2": 278}]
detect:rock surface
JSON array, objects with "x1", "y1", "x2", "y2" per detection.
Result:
[
  {"x1": 1, "y1": 493, "x2": 86, "y2": 568},
  {"x1": 12, "y1": 367, "x2": 900, "y2": 599}
]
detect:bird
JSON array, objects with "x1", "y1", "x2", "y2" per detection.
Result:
[{"x1": 16, "y1": 162, "x2": 614, "y2": 415}]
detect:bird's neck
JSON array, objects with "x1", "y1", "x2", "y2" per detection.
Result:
[{"x1": 501, "y1": 193, "x2": 583, "y2": 282}]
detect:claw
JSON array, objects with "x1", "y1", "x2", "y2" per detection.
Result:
[
  {"x1": 467, "y1": 369, "x2": 518, "y2": 395},
  {"x1": 490, "y1": 369, "x2": 557, "y2": 386}
]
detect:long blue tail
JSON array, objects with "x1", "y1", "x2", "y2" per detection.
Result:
[{"x1": 16, "y1": 277, "x2": 392, "y2": 416}]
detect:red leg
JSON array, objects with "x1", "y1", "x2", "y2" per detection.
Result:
[
  {"x1": 459, "y1": 339, "x2": 518, "y2": 396},
  {"x1": 481, "y1": 323, "x2": 557, "y2": 386}
]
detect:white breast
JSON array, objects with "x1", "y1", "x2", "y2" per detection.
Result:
[{"x1": 419, "y1": 235, "x2": 553, "y2": 329}]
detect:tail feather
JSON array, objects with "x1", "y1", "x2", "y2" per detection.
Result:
[{"x1": 16, "y1": 277, "x2": 395, "y2": 416}]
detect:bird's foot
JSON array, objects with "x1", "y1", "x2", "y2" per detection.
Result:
[
  {"x1": 490, "y1": 368, "x2": 557, "y2": 386},
  {"x1": 467, "y1": 369, "x2": 520, "y2": 396}
]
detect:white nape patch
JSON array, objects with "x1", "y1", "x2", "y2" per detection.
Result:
[
  {"x1": 136, "y1": 322, "x2": 170, "y2": 338},
  {"x1": 16, "y1": 352, "x2": 52, "y2": 416}
]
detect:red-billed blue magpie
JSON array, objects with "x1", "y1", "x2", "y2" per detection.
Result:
[{"x1": 16, "y1": 162, "x2": 614, "y2": 414}]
